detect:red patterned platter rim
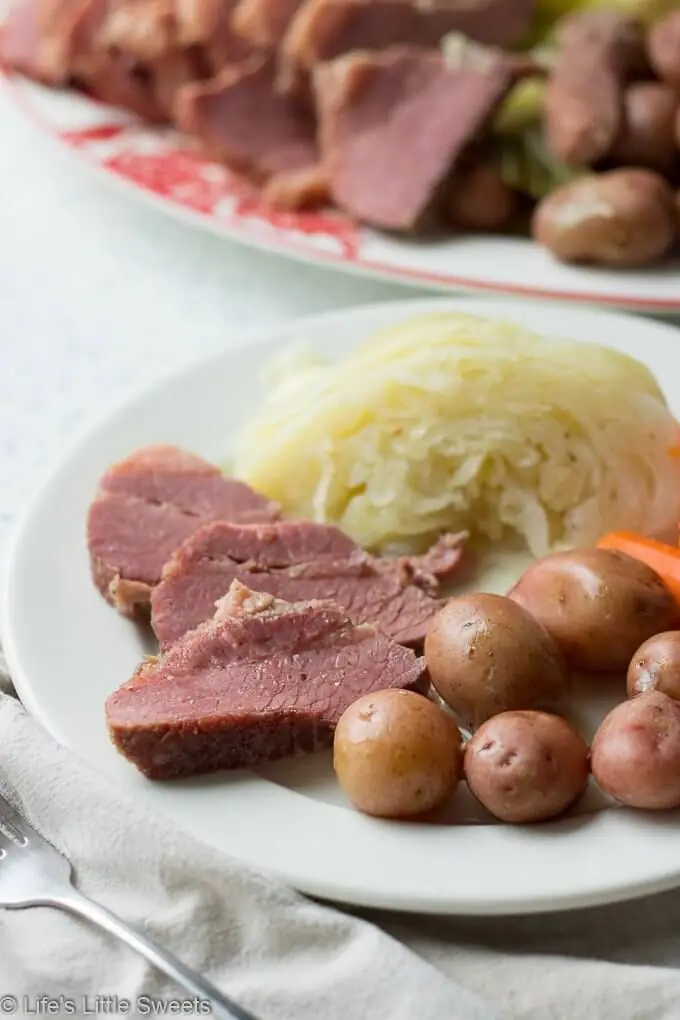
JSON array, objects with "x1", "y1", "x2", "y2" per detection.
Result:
[{"x1": 4, "y1": 70, "x2": 680, "y2": 312}]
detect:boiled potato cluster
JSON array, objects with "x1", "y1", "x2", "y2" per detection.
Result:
[
  {"x1": 530, "y1": 10, "x2": 680, "y2": 268},
  {"x1": 333, "y1": 545, "x2": 680, "y2": 824}
]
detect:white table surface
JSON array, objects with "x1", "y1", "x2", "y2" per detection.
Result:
[{"x1": 4, "y1": 83, "x2": 680, "y2": 1020}]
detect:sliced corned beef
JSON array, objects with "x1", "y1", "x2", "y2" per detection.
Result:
[
  {"x1": 92, "y1": 0, "x2": 176, "y2": 62},
  {"x1": 0, "y1": 0, "x2": 238, "y2": 119},
  {"x1": 314, "y1": 45, "x2": 513, "y2": 230},
  {"x1": 282, "y1": 0, "x2": 535, "y2": 75},
  {"x1": 150, "y1": 518, "x2": 466, "y2": 646},
  {"x1": 106, "y1": 580, "x2": 427, "y2": 778},
  {"x1": 176, "y1": 0, "x2": 255, "y2": 74},
  {"x1": 231, "y1": 0, "x2": 304, "y2": 49},
  {"x1": 174, "y1": 53, "x2": 318, "y2": 180},
  {"x1": 74, "y1": 0, "x2": 215, "y2": 118},
  {"x1": 167, "y1": 517, "x2": 359, "y2": 563},
  {"x1": 87, "y1": 444, "x2": 278, "y2": 617},
  {"x1": 0, "y1": 0, "x2": 91, "y2": 84}
]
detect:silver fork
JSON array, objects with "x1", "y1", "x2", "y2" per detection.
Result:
[{"x1": 0, "y1": 792, "x2": 261, "y2": 1020}]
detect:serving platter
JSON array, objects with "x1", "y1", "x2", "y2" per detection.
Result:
[
  {"x1": 6, "y1": 295, "x2": 680, "y2": 916},
  {"x1": 5, "y1": 72, "x2": 680, "y2": 315}
]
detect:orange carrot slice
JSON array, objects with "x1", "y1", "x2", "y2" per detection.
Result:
[{"x1": 597, "y1": 532, "x2": 680, "y2": 605}]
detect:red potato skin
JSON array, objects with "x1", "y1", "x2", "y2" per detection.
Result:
[
  {"x1": 544, "y1": 10, "x2": 647, "y2": 167},
  {"x1": 647, "y1": 10, "x2": 680, "y2": 90},
  {"x1": 333, "y1": 689, "x2": 463, "y2": 818},
  {"x1": 424, "y1": 593, "x2": 569, "y2": 729},
  {"x1": 610, "y1": 83, "x2": 679, "y2": 178},
  {"x1": 627, "y1": 632, "x2": 680, "y2": 700},
  {"x1": 508, "y1": 548, "x2": 680, "y2": 672},
  {"x1": 531, "y1": 170, "x2": 678, "y2": 268},
  {"x1": 591, "y1": 691, "x2": 680, "y2": 809},
  {"x1": 464, "y1": 710, "x2": 590, "y2": 823}
]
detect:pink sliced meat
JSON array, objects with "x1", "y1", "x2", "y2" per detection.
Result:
[
  {"x1": 92, "y1": 0, "x2": 176, "y2": 62},
  {"x1": 87, "y1": 444, "x2": 279, "y2": 617},
  {"x1": 174, "y1": 0, "x2": 219, "y2": 43},
  {"x1": 104, "y1": 0, "x2": 256, "y2": 76},
  {"x1": 380, "y1": 533, "x2": 471, "y2": 589},
  {"x1": 107, "y1": 580, "x2": 427, "y2": 778},
  {"x1": 231, "y1": 0, "x2": 304, "y2": 49},
  {"x1": 150, "y1": 518, "x2": 466, "y2": 647},
  {"x1": 0, "y1": 0, "x2": 91, "y2": 84},
  {"x1": 79, "y1": 0, "x2": 244, "y2": 65},
  {"x1": 282, "y1": 0, "x2": 536, "y2": 74},
  {"x1": 1, "y1": 0, "x2": 227, "y2": 118},
  {"x1": 73, "y1": 0, "x2": 213, "y2": 118},
  {"x1": 152, "y1": 46, "x2": 210, "y2": 114},
  {"x1": 172, "y1": 0, "x2": 255, "y2": 74},
  {"x1": 168, "y1": 517, "x2": 359, "y2": 563},
  {"x1": 314, "y1": 46, "x2": 513, "y2": 230},
  {"x1": 175, "y1": 53, "x2": 318, "y2": 179}
]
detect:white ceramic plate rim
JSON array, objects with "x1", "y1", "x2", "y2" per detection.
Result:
[
  {"x1": 6, "y1": 296, "x2": 680, "y2": 916},
  {"x1": 4, "y1": 71, "x2": 680, "y2": 314}
]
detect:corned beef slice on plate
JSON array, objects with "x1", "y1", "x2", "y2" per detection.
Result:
[
  {"x1": 87, "y1": 444, "x2": 279, "y2": 617},
  {"x1": 150, "y1": 518, "x2": 466, "y2": 647},
  {"x1": 106, "y1": 580, "x2": 428, "y2": 778}
]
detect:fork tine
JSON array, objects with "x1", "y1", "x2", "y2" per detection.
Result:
[
  {"x1": 0, "y1": 792, "x2": 33, "y2": 845},
  {"x1": 0, "y1": 828, "x2": 20, "y2": 854}
]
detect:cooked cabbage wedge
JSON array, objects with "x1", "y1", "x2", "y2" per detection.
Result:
[{"x1": 233, "y1": 313, "x2": 680, "y2": 557}]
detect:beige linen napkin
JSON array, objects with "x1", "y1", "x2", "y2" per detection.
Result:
[
  {"x1": 0, "y1": 652, "x2": 499, "y2": 1020},
  {"x1": 377, "y1": 902, "x2": 680, "y2": 1020}
]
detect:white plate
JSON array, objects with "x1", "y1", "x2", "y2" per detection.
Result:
[
  {"x1": 5, "y1": 72, "x2": 680, "y2": 314},
  {"x1": 6, "y1": 296, "x2": 680, "y2": 917}
]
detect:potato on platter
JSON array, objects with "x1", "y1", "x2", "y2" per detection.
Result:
[{"x1": 532, "y1": 170, "x2": 678, "y2": 268}]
